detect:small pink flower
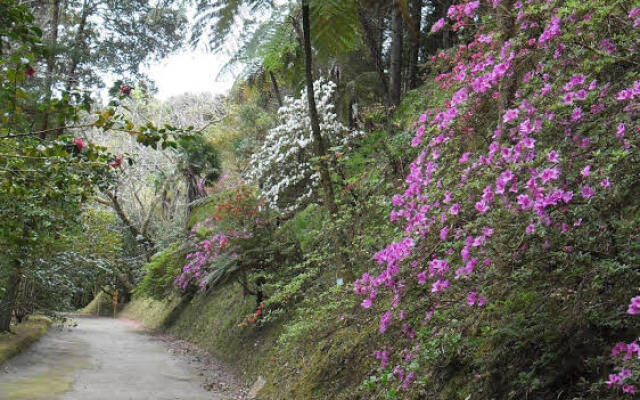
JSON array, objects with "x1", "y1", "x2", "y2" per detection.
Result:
[
  {"x1": 581, "y1": 185, "x2": 595, "y2": 199},
  {"x1": 503, "y1": 108, "x2": 519, "y2": 123},
  {"x1": 475, "y1": 200, "x2": 489, "y2": 213},
  {"x1": 580, "y1": 164, "x2": 591, "y2": 177},
  {"x1": 449, "y1": 203, "x2": 461, "y2": 215},
  {"x1": 599, "y1": 38, "x2": 616, "y2": 54},
  {"x1": 525, "y1": 222, "x2": 535, "y2": 234},
  {"x1": 627, "y1": 296, "x2": 640, "y2": 315},
  {"x1": 601, "y1": 178, "x2": 611, "y2": 188},
  {"x1": 361, "y1": 298, "x2": 373, "y2": 308},
  {"x1": 571, "y1": 107, "x2": 582, "y2": 122},
  {"x1": 539, "y1": 168, "x2": 560, "y2": 184},
  {"x1": 431, "y1": 279, "x2": 450, "y2": 293},
  {"x1": 73, "y1": 137, "x2": 86, "y2": 150},
  {"x1": 440, "y1": 226, "x2": 450, "y2": 241},
  {"x1": 431, "y1": 18, "x2": 446, "y2": 33}
]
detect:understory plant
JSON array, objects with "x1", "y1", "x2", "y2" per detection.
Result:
[{"x1": 247, "y1": 79, "x2": 364, "y2": 210}]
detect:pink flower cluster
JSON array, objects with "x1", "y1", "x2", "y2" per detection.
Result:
[
  {"x1": 356, "y1": 0, "x2": 639, "y2": 392},
  {"x1": 606, "y1": 368, "x2": 636, "y2": 395},
  {"x1": 176, "y1": 233, "x2": 229, "y2": 290}
]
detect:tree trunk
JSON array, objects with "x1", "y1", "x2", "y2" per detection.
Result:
[
  {"x1": 64, "y1": 0, "x2": 91, "y2": 93},
  {"x1": 0, "y1": 262, "x2": 21, "y2": 333},
  {"x1": 357, "y1": 4, "x2": 401, "y2": 175},
  {"x1": 104, "y1": 191, "x2": 155, "y2": 258},
  {"x1": 408, "y1": 0, "x2": 422, "y2": 90},
  {"x1": 269, "y1": 71, "x2": 283, "y2": 108},
  {"x1": 357, "y1": 5, "x2": 393, "y2": 120},
  {"x1": 439, "y1": 0, "x2": 453, "y2": 49},
  {"x1": 390, "y1": 0, "x2": 404, "y2": 106},
  {"x1": 301, "y1": 0, "x2": 337, "y2": 214},
  {"x1": 41, "y1": 0, "x2": 61, "y2": 137}
]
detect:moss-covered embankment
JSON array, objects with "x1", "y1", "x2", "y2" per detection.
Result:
[{"x1": 0, "y1": 316, "x2": 52, "y2": 365}]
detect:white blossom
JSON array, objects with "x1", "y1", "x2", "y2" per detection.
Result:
[{"x1": 247, "y1": 79, "x2": 363, "y2": 210}]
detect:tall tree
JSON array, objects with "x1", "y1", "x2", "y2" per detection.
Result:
[
  {"x1": 40, "y1": 0, "x2": 60, "y2": 134},
  {"x1": 390, "y1": 0, "x2": 404, "y2": 106},
  {"x1": 407, "y1": 0, "x2": 422, "y2": 90},
  {"x1": 301, "y1": 0, "x2": 337, "y2": 214}
]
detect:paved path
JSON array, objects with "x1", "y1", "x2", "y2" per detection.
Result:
[{"x1": 0, "y1": 318, "x2": 223, "y2": 400}]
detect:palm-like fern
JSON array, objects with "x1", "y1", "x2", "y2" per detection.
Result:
[{"x1": 192, "y1": 0, "x2": 363, "y2": 79}]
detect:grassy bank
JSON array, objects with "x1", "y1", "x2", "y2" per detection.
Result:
[{"x1": 0, "y1": 316, "x2": 52, "y2": 365}]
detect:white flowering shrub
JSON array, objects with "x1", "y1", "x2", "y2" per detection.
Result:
[{"x1": 248, "y1": 79, "x2": 363, "y2": 210}]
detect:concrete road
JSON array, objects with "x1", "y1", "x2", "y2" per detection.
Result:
[{"x1": 0, "y1": 318, "x2": 221, "y2": 400}]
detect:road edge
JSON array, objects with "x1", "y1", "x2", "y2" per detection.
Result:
[{"x1": 0, "y1": 316, "x2": 52, "y2": 365}]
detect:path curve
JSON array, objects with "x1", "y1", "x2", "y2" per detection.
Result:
[{"x1": 0, "y1": 317, "x2": 238, "y2": 400}]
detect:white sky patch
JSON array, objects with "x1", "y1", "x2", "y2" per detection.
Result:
[{"x1": 143, "y1": 49, "x2": 235, "y2": 100}]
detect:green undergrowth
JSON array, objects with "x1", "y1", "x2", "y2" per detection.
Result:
[
  {"x1": 0, "y1": 316, "x2": 51, "y2": 365},
  {"x1": 77, "y1": 292, "x2": 117, "y2": 317},
  {"x1": 134, "y1": 243, "x2": 187, "y2": 299},
  {"x1": 119, "y1": 295, "x2": 181, "y2": 330}
]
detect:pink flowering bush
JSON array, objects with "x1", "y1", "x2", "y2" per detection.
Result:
[
  {"x1": 176, "y1": 186, "x2": 272, "y2": 292},
  {"x1": 355, "y1": 0, "x2": 640, "y2": 397}
]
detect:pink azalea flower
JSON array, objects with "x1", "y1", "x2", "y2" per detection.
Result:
[
  {"x1": 440, "y1": 226, "x2": 450, "y2": 241},
  {"x1": 361, "y1": 298, "x2": 373, "y2": 308},
  {"x1": 599, "y1": 38, "x2": 616, "y2": 54},
  {"x1": 450, "y1": 203, "x2": 461, "y2": 215},
  {"x1": 503, "y1": 108, "x2": 519, "y2": 123},
  {"x1": 517, "y1": 194, "x2": 532, "y2": 209},
  {"x1": 601, "y1": 178, "x2": 611, "y2": 188},
  {"x1": 467, "y1": 291, "x2": 477, "y2": 306},
  {"x1": 571, "y1": 107, "x2": 582, "y2": 122},
  {"x1": 451, "y1": 87, "x2": 469, "y2": 106},
  {"x1": 563, "y1": 92, "x2": 574, "y2": 105},
  {"x1": 379, "y1": 311, "x2": 392, "y2": 333},
  {"x1": 518, "y1": 119, "x2": 534, "y2": 135},
  {"x1": 463, "y1": 1, "x2": 479, "y2": 17},
  {"x1": 575, "y1": 89, "x2": 587, "y2": 100},
  {"x1": 431, "y1": 279, "x2": 450, "y2": 293},
  {"x1": 547, "y1": 150, "x2": 559, "y2": 163},
  {"x1": 627, "y1": 296, "x2": 640, "y2": 315},
  {"x1": 525, "y1": 222, "x2": 535, "y2": 234},
  {"x1": 581, "y1": 185, "x2": 595, "y2": 199},
  {"x1": 580, "y1": 164, "x2": 591, "y2": 177},
  {"x1": 539, "y1": 168, "x2": 560, "y2": 184},
  {"x1": 475, "y1": 200, "x2": 489, "y2": 213},
  {"x1": 522, "y1": 137, "x2": 535, "y2": 149},
  {"x1": 431, "y1": 18, "x2": 446, "y2": 33}
]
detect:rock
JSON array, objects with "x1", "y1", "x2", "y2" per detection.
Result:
[{"x1": 247, "y1": 376, "x2": 266, "y2": 399}]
